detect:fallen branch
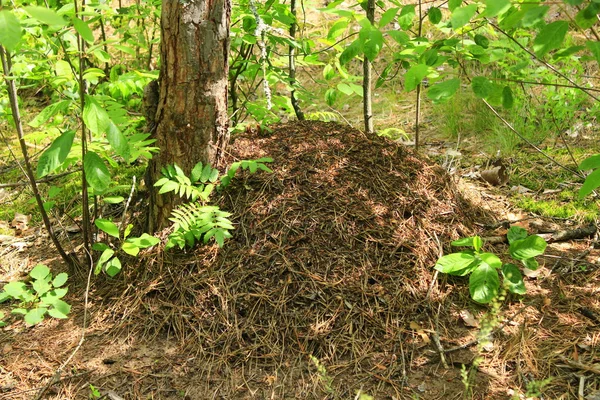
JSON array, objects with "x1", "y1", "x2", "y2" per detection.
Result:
[
  {"x1": 483, "y1": 224, "x2": 597, "y2": 245},
  {"x1": 557, "y1": 355, "x2": 600, "y2": 375}
]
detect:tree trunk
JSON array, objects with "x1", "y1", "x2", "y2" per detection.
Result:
[
  {"x1": 363, "y1": 0, "x2": 375, "y2": 134},
  {"x1": 148, "y1": 0, "x2": 231, "y2": 232}
]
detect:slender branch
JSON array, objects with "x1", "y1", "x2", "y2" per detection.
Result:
[
  {"x1": 289, "y1": 0, "x2": 304, "y2": 120},
  {"x1": 362, "y1": 0, "x2": 375, "y2": 134},
  {"x1": 488, "y1": 21, "x2": 600, "y2": 103},
  {"x1": 0, "y1": 45, "x2": 73, "y2": 268},
  {"x1": 0, "y1": 170, "x2": 77, "y2": 188}
]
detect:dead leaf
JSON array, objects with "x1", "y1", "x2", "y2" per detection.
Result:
[
  {"x1": 459, "y1": 310, "x2": 479, "y2": 328},
  {"x1": 10, "y1": 213, "x2": 31, "y2": 235},
  {"x1": 409, "y1": 321, "x2": 431, "y2": 344},
  {"x1": 511, "y1": 185, "x2": 532, "y2": 194}
]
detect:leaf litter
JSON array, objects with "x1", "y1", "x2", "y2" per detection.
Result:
[{"x1": 0, "y1": 121, "x2": 599, "y2": 399}]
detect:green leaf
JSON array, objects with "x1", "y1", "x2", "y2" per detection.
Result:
[
  {"x1": 84, "y1": 151, "x2": 111, "y2": 193},
  {"x1": 24, "y1": 308, "x2": 47, "y2": 325},
  {"x1": 105, "y1": 257, "x2": 122, "y2": 277},
  {"x1": 24, "y1": 6, "x2": 66, "y2": 28},
  {"x1": 32, "y1": 279, "x2": 52, "y2": 296},
  {"x1": 73, "y1": 17, "x2": 94, "y2": 43},
  {"x1": 509, "y1": 235, "x2": 547, "y2": 260},
  {"x1": 30, "y1": 101, "x2": 71, "y2": 129},
  {"x1": 96, "y1": 248, "x2": 115, "y2": 275},
  {"x1": 448, "y1": 0, "x2": 462, "y2": 12},
  {"x1": 473, "y1": 236, "x2": 483, "y2": 252},
  {"x1": 214, "y1": 229, "x2": 225, "y2": 247},
  {"x1": 474, "y1": 34, "x2": 489, "y2": 49},
  {"x1": 379, "y1": 7, "x2": 399, "y2": 28},
  {"x1": 398, "y1": 5, "x2": 416, "y2": 30},
  {"x1": 36, "y1": 130, "x2": 75, "y2": 178},
  {"x1": 502, "y1": 264, "x2": 526, "y2": 295},
  {"x1": 200, "y1": 164, "x2": 213, "y2": 182},
  {"x1": 339, "y1": 39, "x2": 363, "y2": 66},
  {"x1": 533, "y1": 21, "x2": 569, "y2": 58},
  {"x1": 191, "y1": 162, "x2": 204, "y2": 183},
  {"x1": 125, "y1": 233, "x2": 160, "y2": 249},
  {"x1": 479, "y1": 252, "x2": 502, "y2": 269},
  {"x1": 158, "y1": 180, "x2": 179, "y2": 194},
  {"x1": 95, "y1": 218, "x2": 119, "y2": 238},
  {"x1": 104, "y1": 196, "x2": 125, "y2": 204},
  {"x1": 363, "y1": 28, "x2": 384, "y2": 62},
  {"x1": 586, "y1": 41, "x2": 600, "y2": 65},
  {"x1": 435, "y1": 252, "x2": 478, "y2": 275},
  {"x1": 579, "y1": 155, "x2": 600, "y2": 171},
  {"x1": 482, "y1": 0, "x2": 510, "y2": 18},
  {"x1": 3, "y1": 282, "x2": 27, "y2": 298},
  {"x1": 106, "y1": 122, "x2": 130, "y2": 161},
  {"x1": 471, "y1": 76, "x2": 493, "y2": 98},
  {"x1": 579, "y1": 168, "x2": 600, "y2": 198},
  {"x1": 48, "y1": 299, "x2": 71, "y2": 319},
  {"x1": 83, "y1": 95, "x2": 111, "y2": 135},
  {"x1": 404, "y1": 64, "x2": 429, "y2": 92},
  {"x1": 0, "y1": 10, "x2": 22, "y2": 52},
  {"x1": 522, "y1": 257, "x2": 539, "y2": 271},
  {"x1": 451, "y1": 236, "x2": 478, "y2": 248},
  {"x1": 428, "y1": 7, "x2": 442, "y2": 24},
  {"x1": 507, "y1": 226, "x2": 528, "y2": 244},
  {"x1": 30, "y1": 264, "x2": 51, "y2": 281},
  {"x1": 122, "y1": 242, "x2": 139, "y2": 256},
  {"x1": 469, "y1": 263, "x2": 500, "y2": 304},
  {"x1": 451, "y1": 4, "x2": 478, "y2": 29},
  {"x1": 387, "y1": 30, "x2": 409, "y2": 45},
  {"x1": 502, "y1": 86, "x2": 514, "y2": 109}
]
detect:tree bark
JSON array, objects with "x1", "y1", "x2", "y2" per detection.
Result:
[
  {"x1": 148, "y1": 0, "x2": 231, "y2": 232},
  {"x1": 362, "y1": 0, "x2": 375, "y2": 134}
]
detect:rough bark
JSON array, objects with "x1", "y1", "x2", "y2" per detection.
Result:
[{"x1": 148, "y1": 0, "x2": 231, "y2": 232}]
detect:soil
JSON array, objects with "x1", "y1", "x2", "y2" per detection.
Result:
[{"x1": 1, "y1": 121, "x2": 599, "y2": 400}]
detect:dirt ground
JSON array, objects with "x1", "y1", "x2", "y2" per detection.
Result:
[{"x1": 1, "y1": 121, "x2": 599, "y2": 400}]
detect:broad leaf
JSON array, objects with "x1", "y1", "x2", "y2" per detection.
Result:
[
  {"x1": 580, "y1": 168, "x2": 600, "y2": 198},
  {"x1": 451, "y1": 4, "x2": 477, "y2": 29},
  {"x1": 586, "y1": 41, "x2": 600, "y2": 66},
  {"x1": 106, "y1": 121, "x2": 130, "y2": 161},
  {"x1": 48, "y1": 299, "x2": 71, "y2": 318},
  {"x1": 507, "y1": 226, "x2": 528, "y2": 244},
  {"x1": 363, "y1": 28, "x2": 384, "y2": 62},
  {"x1": 435, "y1": 252, "x2": 478, "y2": 275},
  {"x1": 482, "y1": 0, "x2": 510, "y2": 18},
  {"x1": 3, "y1": 281, "x2": 28, "y2": 298},
  {"x1": 95, "y1": 218, "x2": 120, "y2": 238},
  {"x1": 29, "y1": 100, "x2": 71, "y2": 128},
  {"x1": 428, "y1": 7, "x2": 442, "y2": 24},
  {"x1": 471, "y1": 76, "x2": 493, "y2": 98},
  {"x1": 24, "y1": 308, "x2": 47, "y2": 325},
  {"x1": 533, "y1": 21, "x2": 569, "y2": 57},
  {"x1": 32, "y1": 279, "x2": 52, "y2": 296},
  {"x1": 469, "y1": 263, "x2": 500, "y2": 304},
  {"x1": 52, "y1": 272, "x2": 68, "y2": 288},
  {"x1": 509, "y1": 235, "x2": 547, "y2": 260},
  {"x1": 95, "y1": 248, "x2": 115, "y2": 275},
  {"x1": 24, "y1": 6, "x2": 66, "y2": 28},
  {"x1": 579, "y1": 154, "x2": 600, "y2": 171},
  {"x1": 448, "y1": 0, "x2": 462, "y2": 12},
  {"x1": 30, "y1": 264, "x2": 51, "y2": 281},
  {"x1": 522, "y1": 257, "x2": 539, "y2": 271},
  {"x1": 398, "y1": 5, "x2": 416, "y2": 30},
  {"x1": 339, "y1": 39, "x2": 363, "y2": 66},
  {"x1": 36, "y1": 130, "x2": 75, "y2": 178},
  {"x1": 479, "y1": 253, "x2": 502, "y2": 269},
  {"x1": 427, "y1": 79, "x2": 460, "y2": 103},
  {"x1": 404, "y1": 64, "x2": 429, "y2": 92},
  {"x1": 379, "y1": 8, "x2": 399, "y2": 28},
  {"x1": 0, "y1": 10, "x2": 22, "y2": 52},
  {"x1": 502, "y1": 264, "x2": 526, "y2": 295},
  {"x1": 83, "y1": 95, "x2": 111, "y2": 135},
  {"x1": 502, "y1": 86, "x2": 514, "y2": 109},
  {"x1": 73, "y1": 17, "x2": 94, "y2": 43},
  {"x1": 105, "y1": 257, "x2": 122, "y2": 277},
  {"x1": 84, "y1": 151, "x2": 111, "y2": 193}
]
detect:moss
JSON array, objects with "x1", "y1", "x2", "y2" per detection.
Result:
[{"x1": 514, "y1": 195, "x2": 598, "y2": 222}]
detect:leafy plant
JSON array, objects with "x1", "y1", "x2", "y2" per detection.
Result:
[
  {"x1": 578, "y1": 154, "x2": 600, "y2": 198},
  {"x1": 93, "y1": 220, "x2": 160, "y2": 277},
  {"x1": 158, "y1": 158, "x2": 272, "y2": 250},
  {"x1": 435, "y1": 227, "x2": 547, "y2": 304},
  {"x1": 166, "y1": 204, "x2": 234, "y2": 250},
  {"x1": 0, "y1": 264, "x2": 71, "y2": 325}
]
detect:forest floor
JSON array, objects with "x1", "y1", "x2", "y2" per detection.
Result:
[{"x1": 1, "y1": 121, "x2": 600, "y2": 400}]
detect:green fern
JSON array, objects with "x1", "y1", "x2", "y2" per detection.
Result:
[
  {"x1": 166, "y1": 203, "x2": 234, "y2": 249},
  {"x1": 154, "y1": 162, "x2": 219, "y2": 201},
  {"x1": 157, "y1": 158, "x2": 273, "y2": 250},
  {"x1": 219, "y1": 157, "x2": 273, "y2": 188}
]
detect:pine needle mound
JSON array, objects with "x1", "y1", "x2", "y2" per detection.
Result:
[{"x1": 117, "y1": 121, "x2": 492, "y2": 396}]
